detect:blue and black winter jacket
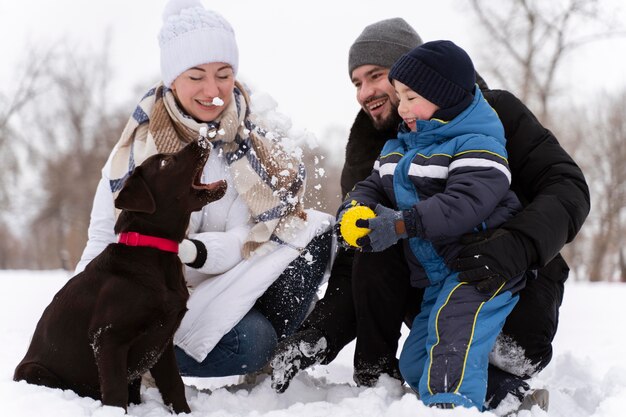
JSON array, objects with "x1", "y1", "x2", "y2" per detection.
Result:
[{"x1": 345, "y1": 86, "x2": 522, "y2": 288}]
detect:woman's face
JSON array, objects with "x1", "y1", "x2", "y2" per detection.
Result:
[{"x1": 171, "y1": 62, "x2": 235, "y2": 122}]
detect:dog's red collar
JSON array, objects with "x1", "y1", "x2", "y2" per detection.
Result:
[{"x1": 118, "y1": 232, "x2": 179, "y2": 254}]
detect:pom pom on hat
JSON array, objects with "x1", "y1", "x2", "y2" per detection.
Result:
[
  {"x1": 158, "y1": 0, "x2": 239, "y2": 87},
  {"x1": 162, "y1": 0, "x2": 202, "y2": 21}
]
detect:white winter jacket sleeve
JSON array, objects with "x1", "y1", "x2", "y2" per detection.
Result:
[
  {"x1": 185, "y1": 192, "x2": 252, "y2": 276},
  {"x1": 75, "y1": 176, "x2": 116, "y2": 274}
]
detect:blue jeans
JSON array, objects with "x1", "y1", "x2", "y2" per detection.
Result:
[
  {"x1": 175, "y1": 308, "x2": 277, "y2": 377},
  {"x1": 175, "y1": 230, "x2": 332, "y2": 377}
]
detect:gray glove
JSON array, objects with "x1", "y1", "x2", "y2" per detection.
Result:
[{"x1": 355, "y1": 204, "x2": 408, "y2": 252}]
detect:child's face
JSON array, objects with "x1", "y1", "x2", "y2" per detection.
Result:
[{"x1": 393, "y1": 80, "x2": 440, "y2": 131}]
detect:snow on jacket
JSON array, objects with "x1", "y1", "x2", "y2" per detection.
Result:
[
  {"x1": 76, "y1": 128, "x2": 334, "y2": 363},
  {"x1": 344, "y1": 87, "x2": 521, "y2": 287}
]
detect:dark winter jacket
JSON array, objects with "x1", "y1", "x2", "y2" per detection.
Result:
[
  {"x1": 344, "y1": 88, "x2": 522, "y2": 287},
  {"x1": 340, "y1": 88, "x2": 590, "y2": 283},
  {"x1": 340, "y1": 112, "x2": 401, "y2": 198}
]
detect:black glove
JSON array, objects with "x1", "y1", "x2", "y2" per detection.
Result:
[
  {"x1": 451, "y1": 228, "x2": 537, "y2": 294},
  {"x1": 335, "y1": 200, "x2": 360, "y2": 249},
  {"x1": 333, "y1": 221, "x2": 351, "y2": 249}
]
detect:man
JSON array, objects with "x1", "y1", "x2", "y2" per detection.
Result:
[{"x1": 270, "y1": 17, "x2": 590, "y2": 411}]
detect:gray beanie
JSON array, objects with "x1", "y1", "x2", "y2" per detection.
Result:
[{"x1": 348, "y1": 18, "x2": 423, "y2": 77}]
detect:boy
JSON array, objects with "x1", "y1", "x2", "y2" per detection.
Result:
[{"x1": 340, "y1": 40, "x2": 526, "y2": 410}]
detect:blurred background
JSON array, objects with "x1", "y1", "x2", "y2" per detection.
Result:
[{"x1": 0, "y1": 0, "x2": 625, "y2": 281}]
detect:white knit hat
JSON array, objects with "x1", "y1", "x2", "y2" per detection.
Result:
[{"x1": 158, "y1": 0, "x2": 239, "y2": 87}]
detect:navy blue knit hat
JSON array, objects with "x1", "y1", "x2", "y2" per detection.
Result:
[{"x1": 389, "y1": 40, "x2": 476, "y2": 120}]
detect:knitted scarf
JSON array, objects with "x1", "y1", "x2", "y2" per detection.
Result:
[{"x1": 108, "y1": 82, "x2": 307, "y2": 257}]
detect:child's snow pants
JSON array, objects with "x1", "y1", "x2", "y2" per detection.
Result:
[{"x1": 399, "y1": 271, "x2": 524, "y2": 409}]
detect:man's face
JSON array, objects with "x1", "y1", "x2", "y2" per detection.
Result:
[{"x1": 351, "y1": 64, "x2": 399, "y2": 131}]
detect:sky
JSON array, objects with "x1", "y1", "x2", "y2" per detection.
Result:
[
  {"x1": 1, "y1": 269, "x2": 625, "y2": 416},
  {"x1": 1, "y1": 0, "x2": 625, "y2": 146}
]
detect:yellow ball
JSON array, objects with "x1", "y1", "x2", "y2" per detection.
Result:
[{"x1": 340, "y1": 205, "x2": 376, "y2": 248}]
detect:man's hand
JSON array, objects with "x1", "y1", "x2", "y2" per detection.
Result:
[
  {"x1": 355, "y1": 204, "x2": 407, "y2": 252},
  {"x1": 451, "y1": 229, "x2": 536, "y2": 293}
]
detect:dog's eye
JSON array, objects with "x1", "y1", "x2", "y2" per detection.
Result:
[{"x1": 160, "y1": 159, "x2": 169, "y2": 168}]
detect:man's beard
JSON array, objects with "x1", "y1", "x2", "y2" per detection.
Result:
[{"x1": 370, "y1": 105, "x2": 402, "y2": 132}]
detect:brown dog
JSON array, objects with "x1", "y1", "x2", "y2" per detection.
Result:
[{"x1": 14, "y1": 139, "x2": 226, "y2": 413}]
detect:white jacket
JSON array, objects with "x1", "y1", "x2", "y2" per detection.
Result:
[{"x1": 77, "y1": 148, "x2": 334, "y2": 362}]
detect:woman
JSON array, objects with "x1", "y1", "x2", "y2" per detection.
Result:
[{"x1": 77, "y1": 0, "x2": 333, "y2": 378}]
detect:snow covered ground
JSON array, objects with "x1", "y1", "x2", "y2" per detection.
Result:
[{"x1": 1, "y1": 269, "x2": 624, "y2": 417}]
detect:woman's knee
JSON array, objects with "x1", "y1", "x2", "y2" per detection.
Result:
[
  {"x1": 234, "y1": 309, "x2": 278, "y2": 371},
  {"x1": 237, "y1": 309, "x2": 278, "y2": 343},
  {"x1": 175, "y1": 309, "x2": 277, "y2": 377}
]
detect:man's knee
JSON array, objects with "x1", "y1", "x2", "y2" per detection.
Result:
[
  {"x1": 235, "y1": 309, "x2": 278, "y2": 371},
  {"x1": 498, "y1": 277, "x2": 563, "y2": 376},
  {"x1": 353, "y1": 245, "x2": 408, "y2": 292}
]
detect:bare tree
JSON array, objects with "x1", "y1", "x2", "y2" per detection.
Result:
[
  {"x1": 0, "y1": 46, "x2": 55, "y2": 212},
  {"x1": 14, "y1": 40, "x2": 130, "y2": 269},
  {"x1": 557, "y1": 88, "x2": 626, "y2": 281},
  {"x1": 581, "y1": 90, "x2": 626, "y2": 281},
  {"x1": 468, "y1": 0, "x2": 626, "y2": 282},
  {"x1": 620, "y1": 248, "x2": 626, "y2": 282},
  {"x1": 469, "y1": 0, "x2": 626, "y2": 124},
  {"x1": 0, "y1": 221, "x2": 20, "y2": 268}
]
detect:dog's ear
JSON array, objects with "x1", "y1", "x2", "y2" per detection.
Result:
[{"x1": 114, "y1": 170, "x2": 156, "y2": 214}]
